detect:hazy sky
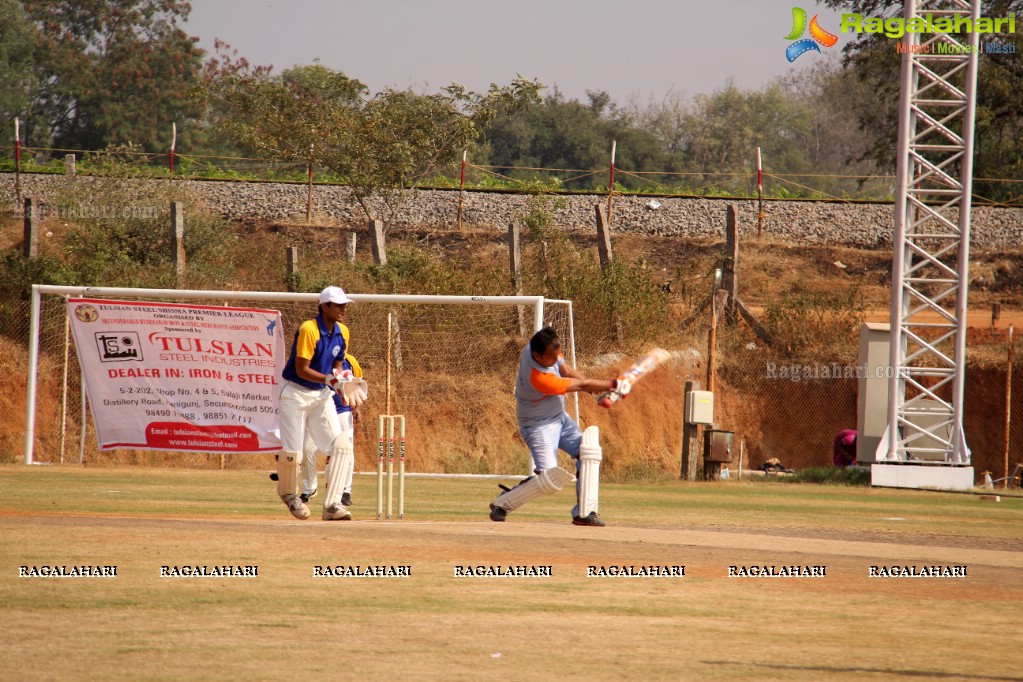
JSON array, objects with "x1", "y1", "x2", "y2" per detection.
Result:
[{"x1": 184, "y1": 0, "x2": 853, "y2": 104}]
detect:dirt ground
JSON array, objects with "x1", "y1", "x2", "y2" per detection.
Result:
[{"x1": 2, "y1": 468, "x2": 1021, "y2": 681}]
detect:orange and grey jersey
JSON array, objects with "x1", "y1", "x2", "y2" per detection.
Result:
[{"x1": 515, "y1": 343, "x2": 571, "y2": 427}]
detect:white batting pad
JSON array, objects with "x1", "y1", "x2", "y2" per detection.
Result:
[
  {"x1": 493, "y1": 467, "x2": 575, "y2": 512},
  {"x1": 323, "y1": 447, "x2": 355, "y2": 510},
  {"x1": 578, "y1": 426, "x2": 602, "y2": 517},
  {"x1": 276, "y1": 451, "x2": 301, "y2": 499}
]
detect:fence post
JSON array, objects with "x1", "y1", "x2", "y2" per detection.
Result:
[
  {"x1": 346, "y1": 232, "x2": 357, "y2": 264},
  {"x1": 170, "y1": 201, "x2": 185, "y2": 287},
  {"x1": 595, "y1": 203, "x2": 621, "y2": 340},
  {"x1": 508, "y1": 221, "x2": 526, "y2": 336},
  {"x1": 370, "y1": 219, "x2": 387, "y2": 266},
  {"x1": 65, "y1": 154, "x2": 76, "y2": 178},
  {"x1": 14, "y1": 117, "x2": 21, "y2": 204},
  {"x1": 595, "y1": 203, "x2": 613, "y2": 268},
  {"x1": 286, "y1": 246, "x2": 299, "y2": 292},
  {"x1": 681, "y1": 380, "x2": 701, "y2": 480},
  {"x1": 23, "y1": 197, "x2": 37, "y2": 259},
  {"x1": 756, "y1": 147, "x2": 764, "y2": 240},
  {"x1": 723, "y1": 204, "x2": 739, "y2": 324}
]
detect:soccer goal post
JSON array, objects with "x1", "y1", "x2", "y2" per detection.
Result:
[{"x1": 25, "y1": 285, "x2": 576, "y2": 475}]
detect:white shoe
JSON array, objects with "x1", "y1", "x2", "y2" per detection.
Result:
[
  {"x1": 281, "y1": 494, "x2": 310, "y2": 520},
  {"x1": 322, "y1": 504, "x2": 352, "y2": 521}
]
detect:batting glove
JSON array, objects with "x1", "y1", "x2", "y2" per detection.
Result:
[{"x1": 613, "y1": 376, "x2": 632, "y2": 397}]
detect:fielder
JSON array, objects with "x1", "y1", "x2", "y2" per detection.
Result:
[
  {"x1": 489, "y1": 327, "x2": 629, "y2": 526},
  {"x1": 275, "y1": 286, "x2": 367, "y2": 521}
]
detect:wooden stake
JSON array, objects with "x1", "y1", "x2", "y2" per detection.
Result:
[
  {"x1": 1005, "y1": 325, "x2": 1014, "y2": 489},
  {"x1": 606, "y1": 140, "x2": 616, "y2": 222},
  {"x1": 739, "y1": 439, "x2": 745, "y2": 480},
  {"x1": 306, "y1": 144, "x2": 314, "y2": 224},
  {"x1": 756, "y1": 147, "x2": 764, "y2": 240},
  {"x1": 681, "y1": 380, "x2": 702, "y2": 480}
]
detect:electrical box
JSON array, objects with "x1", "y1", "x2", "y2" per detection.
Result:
[
  {"x1": 685, "y1": 390, "x2": 714, "y2": 425},
  {"x1": 704, "y1": 429, "x2": 734, "y2": 463}
]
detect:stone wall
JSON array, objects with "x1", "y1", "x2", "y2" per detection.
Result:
[{"x1": 3, "y1": 173, "x2": 1021, "y2": 248}]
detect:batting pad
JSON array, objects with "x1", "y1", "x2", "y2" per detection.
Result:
[
  {"x1": 323, "y1": 447, "x2": 355, "y2": 510},
  {"x1": 493, "y1": 467, "x2": 575, "y2": 512},
  {"x1": 276, "y1": 451, "x2": 302, "y2": 499},
  {"x1": 577, "y1": 426, "x2": 602, "y2": 517}
]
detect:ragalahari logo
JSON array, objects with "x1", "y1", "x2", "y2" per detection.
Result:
[{"x1": 784, "y1": 7, "x2": 839, "y2": 61}]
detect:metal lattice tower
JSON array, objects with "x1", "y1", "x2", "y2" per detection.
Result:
[{"x1": 884, "y1": 0, "x2": 981, "y2": 465}]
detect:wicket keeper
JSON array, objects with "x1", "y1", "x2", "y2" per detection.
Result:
[{"x1": 275, "y1": 286, "x2": 367, "y2": 521}]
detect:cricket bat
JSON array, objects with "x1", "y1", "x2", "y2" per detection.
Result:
[{"x1": 597, "y1": 348, "x2": 672, "y2": 408}]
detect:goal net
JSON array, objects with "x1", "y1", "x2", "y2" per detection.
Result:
[{"x1": 25, "y1": 286, "x2": 576, "y2": 476}]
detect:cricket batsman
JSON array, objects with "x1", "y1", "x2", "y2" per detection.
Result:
[{"x1": 489, "y1": 327, "x2": 629, "y2": 526}]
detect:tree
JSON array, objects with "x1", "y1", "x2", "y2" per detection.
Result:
[
  {"x1": 199, "y1": 65, "x2": 367, "y2": 220},
  {"x1": 321, "y1": 76, "x2": 543, "y2": 221},
  {"x1": 20, "y1": 0, "x2": 204, "y2": 153},
  {"x1": 484, "y1": 90, "x2": 665, "y2": 190},
  {"x1": 203, "y1": 65, "x2": 541, "y2": 223},
  {"x1": 0, "y1": 0, "x2": 38, "y2": 133},
  {"x1": 822, "y1": 0, "x2": 1023, "y2": 201}
]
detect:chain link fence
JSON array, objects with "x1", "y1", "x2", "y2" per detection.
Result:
[{"x1": 2, "y1": 287, "x2": 1020, "y2": 483}]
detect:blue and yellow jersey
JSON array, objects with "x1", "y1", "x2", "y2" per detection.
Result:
[
  {"x1": 281, "y1": 314, "x2": 349, "y2": 390},
  {"x1": 514, "y1": 343, "x2": 571, "y2": 426}
]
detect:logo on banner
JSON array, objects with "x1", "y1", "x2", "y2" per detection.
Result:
[
  {"x1": 95, "y1": 332, "x2": 143, "y2": 362},
  {"x1": 74, "y1": 304, "x2": 99, "y2": 323}
]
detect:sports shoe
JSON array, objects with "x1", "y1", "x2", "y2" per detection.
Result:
[
  {"x1": 489, "y1": 504, "x2": 507, "y2": 522},
  {"x1": 340, "y1": 492, "x2": 353, "y2": 507},
  {"x1": 300, "y1": 488, "x2": 317, "y2": 504},
  {"x1": 322, "y1": 504, "x2": 352, "y2": 521},
  {"x1": 281, "y1": 494, "x2": 310, "y2": 520},
  {"x1": 572, "y1": 511, "x2": 606, "y2": 527}
]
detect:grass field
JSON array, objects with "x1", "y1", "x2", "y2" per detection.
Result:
[{"x1": 2, "y1": 466, "x2": 1022, "y2": 681}]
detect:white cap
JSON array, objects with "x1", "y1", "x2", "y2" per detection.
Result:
[{"x1": 318, "y1": 286, "x2": 353, "y2": 305}]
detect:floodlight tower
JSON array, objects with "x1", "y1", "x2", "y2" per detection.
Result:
[{"x1": 880, "y1": 0, "x2": 981, "y2": 482}]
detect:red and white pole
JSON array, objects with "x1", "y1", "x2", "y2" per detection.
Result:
[
  {"x1": 14, "y1": 117, "x2": 22, "y2": 202},
  {"x1": 457, "y1": 149, "x2": 466, "y2": 230},
  {"x1": 756, "y1": 146, "x2": 764, "y2": 240},
  {"x1": 606, "y1": 139, "x2": 616, "y2": 221},
  {"x1": 169, "y1": 122, "x2": 176, "y2": 174}
]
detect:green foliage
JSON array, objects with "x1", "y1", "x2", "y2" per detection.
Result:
[
  {"x1": 325, "y1": 77, "x2": 543, "y2": 221},
  {"x1": 822, "y1": 0, "x2": 1023, "y2": 201},
  {"x1": 198, "y1": 66, "x2": 368, "y2": 170},
  {"x1": 0, "y1": 0, "x2": 36, "y2": 125},
  {"x1": 0, "y1": 253, "x2": 75, "y2": 340},
  {"x1": 44, "y1": 145, "x2": 236, "y2": 289},
  {"x1": 762, "y1": 282, "x2": 867, "y2": 361},
  {"x1": 783, "y1": 466, "x2": 871, "y2": 485},
  {"x1": 485, "y1": 90, "x2": 666, "y2": 191},
  {"x1": 19, "y1": 0, "x2": 204, "y2": 152},
  {"x1": 519, "y1": 187, "x2": 668, "y2": 350}
]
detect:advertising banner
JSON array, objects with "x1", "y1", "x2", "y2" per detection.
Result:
[{"x1": 67, "y1": 298, "x2": 285, "y2": 452}]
